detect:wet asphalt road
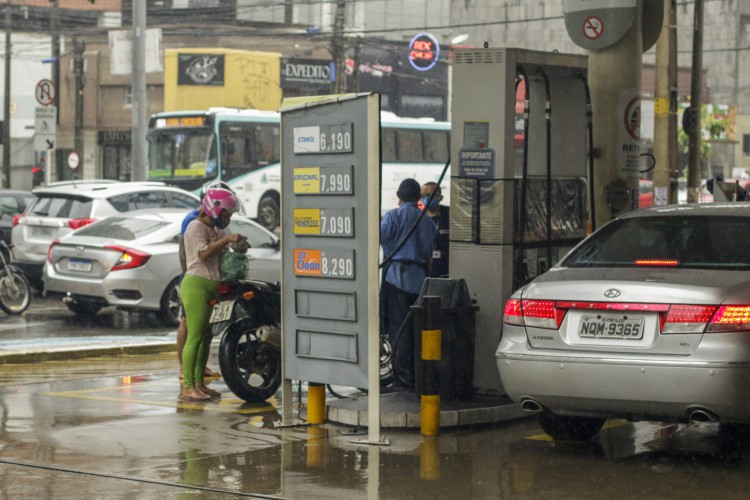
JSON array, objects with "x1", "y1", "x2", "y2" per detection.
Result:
[{"x1": 1, "y1": 298, "x2": 750, "y2": 498}]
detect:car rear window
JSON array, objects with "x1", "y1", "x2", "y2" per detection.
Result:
[
  {"x1": 74, "y1": 217, "x2": 169, "y2": 241},
  {"x1": 27, "y1": 195, "x2": 92, "y2": 219},
  {"x1": 563, "y1": 215, "x2": 750, "y2": 269},
  {"x1": 107, "y1": 191, "x2": 170, "y2": 212}
]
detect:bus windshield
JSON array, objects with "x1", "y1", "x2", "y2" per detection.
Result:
[{"x1": 147, "y1": 127, "x2": 217, "y2": 191}]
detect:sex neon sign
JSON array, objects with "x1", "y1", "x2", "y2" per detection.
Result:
[{"x1": 408, "y1": 32, "x2": 440, "y2": 71}]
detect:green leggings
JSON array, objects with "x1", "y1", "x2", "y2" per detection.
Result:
[{"x1": 181, "y1": 274, "x2": 219, "y2": 389}]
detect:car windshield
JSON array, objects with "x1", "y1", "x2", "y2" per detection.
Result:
[
  {"x1": 563, "y1": 215, "x2": 750, "y2": 269},
  {"x1": 74, "y1": 217, "x2": 170, "y2": 241}
]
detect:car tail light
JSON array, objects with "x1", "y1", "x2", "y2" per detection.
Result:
[
  {"x1": 106, "y1": 245, "x2": 151, "y2": 271},
  {"x1": 706, "y1": 305, "x2": 750, "y2": 333},
  {"x1": 47, "y1": 239, "x2": 60, "y2": 263},
  {"x1": 634, "y1": 259, "x2": 679, "y2": 267},
  {"x1": 662, "y1": 305, "x2": 716, "y2": 333},
  {"x1": 503, "y1": 298, "x2": 565, "y2": 329},
  {"x1": 503, "y1": 299, "x2": 523, "y2": 326},
  {"x1": 12, "y1": 214, "x2": 23, "y2": 227},
  {"x1": 68, "y1": 218, "x2": 97, "y2": 230}
]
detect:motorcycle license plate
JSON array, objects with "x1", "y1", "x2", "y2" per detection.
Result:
[{"x1": 209, "y1": 299, "x2": 235, "y2": 324}]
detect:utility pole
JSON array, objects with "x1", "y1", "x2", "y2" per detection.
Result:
[
  {"x1": 653, "y1": 0, "x2": 677, "y2": 205},
  {"x1": 3, "y1": 3, "x2": 11, "y2": 188},
  {"x1": 130, "y1": 0, "x2": 147, "y2": 181},
  {"x1": 686, "y1": 0, "x2": 704, "y2": 203},
  {"x1": 667, "y1": 0, "x2": 678, "y2": 204},
  {"x1": 331, "y1": 0, "x2": 346, "y2": 94},
  {"x1": 73, "y1": 38, "x2": 84, "y2": 179},
  {"x1": 50, "y1": 0, "x2": 60, "y2": 185}
]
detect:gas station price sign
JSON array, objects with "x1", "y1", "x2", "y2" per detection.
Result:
[
  {"x1": 281, "y1": 93, "x2": 381, "y2": 437},
  {"x1": 293, "y1": 123, "x2": 353, "y2": 154},
  {"x1": 293, "y1": 165, "x2": 354, "y2": 195},
  {"x1": 293, "y1": 248, "x2": 356, "y2": 279},
  {"x1": 292, "y1": 207, "x2": 355, "y2": 237}
]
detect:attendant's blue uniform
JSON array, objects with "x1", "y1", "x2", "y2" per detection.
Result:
[
  {"x1": 428, "y1": 205, "x2": 450, "y2": 278},
  {"x1": 380, "y1": 201, "x2": 437, "y2": 385}
]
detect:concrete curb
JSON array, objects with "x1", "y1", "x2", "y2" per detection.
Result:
[{"x1": 0, "y1": 343, "x2": 176, "y2": 364}]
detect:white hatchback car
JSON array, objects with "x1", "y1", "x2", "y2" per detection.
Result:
[{"x1": 12, "y1": 180, "x2": 200, "y2": 288}]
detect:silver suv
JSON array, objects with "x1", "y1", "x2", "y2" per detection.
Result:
[{"x1": 12, "y1": 180, "x2": 200, "y2": 288}]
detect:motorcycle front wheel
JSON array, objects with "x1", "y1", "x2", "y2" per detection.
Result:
[
  {"x1": 0, "y1": 269, "x2": 31, "y2": 315},
  {"x1": 219, "y1": 326, "x2": 281, "y2": 402}
]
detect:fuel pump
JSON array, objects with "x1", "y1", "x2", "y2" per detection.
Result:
[{"x1": 450, "y1": 48, "x2": 590, "y2": 394}]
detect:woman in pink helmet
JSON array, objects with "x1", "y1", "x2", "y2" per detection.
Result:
[{"x1": 180, "y1": 187, "x2": 246, "y2": 401}]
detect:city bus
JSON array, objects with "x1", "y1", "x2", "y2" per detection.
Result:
[{"x1": 146, "y1": 107, "x2": 451, "y2": 230}]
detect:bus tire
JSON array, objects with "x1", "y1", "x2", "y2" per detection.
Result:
[{"x1": 258, "y1": 196, "x2": 279, "y2": 231}]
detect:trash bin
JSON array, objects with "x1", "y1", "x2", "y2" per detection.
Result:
[{"x1": 413, "y1": 278, "x2": 478, "y2": 401}]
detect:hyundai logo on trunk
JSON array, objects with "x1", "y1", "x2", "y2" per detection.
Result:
[{"x1": 604, "y1": 289, "x2": 621, "y2": 298}]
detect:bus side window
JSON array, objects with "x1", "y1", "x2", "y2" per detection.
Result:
[
  {"x1": 382, "y1": 129, "x2": 397, "y2": 162},
  {"x1": 254, "y1": 124, "x2": 280, "y2": 168},
  {"x1": 397, "y1": 129, "x2": 423, "y2": 163},
  {"x1": 423, "y1": 130, "x2": 449, "y2": 163}
]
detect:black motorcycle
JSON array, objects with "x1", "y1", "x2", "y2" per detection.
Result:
[
  {"x1": 0, "y1": 236, "x2": 31, "y2": 315},
  {"x1": 209, "y1": 278, "x2": 281, "y2": 402}
]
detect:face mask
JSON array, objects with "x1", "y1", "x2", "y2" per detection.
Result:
[{"x1": 422, "y1": 195, "x2": 439, "y2": 211}]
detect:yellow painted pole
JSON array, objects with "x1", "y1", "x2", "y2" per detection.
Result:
[
  {"x1": 308, "y1": 382, "x2": 326, "y2": 424},
  {"x1": 420, "y1": 296, "x2": 441, "y2": 436}
]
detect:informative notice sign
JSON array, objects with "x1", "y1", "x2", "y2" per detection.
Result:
[{"x1": 563, "y1": 0, "x2": 636, "y2": 51}]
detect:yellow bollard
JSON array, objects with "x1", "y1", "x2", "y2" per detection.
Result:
[
  {"x1": 307, "y1": 382, "x2": 326, "y2": 424},
  {"x1": 420, "y1": 296, "x2": 442, "y2": 436}
]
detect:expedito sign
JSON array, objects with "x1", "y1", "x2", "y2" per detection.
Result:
[
  {"x1": 408, "y1": 32, "x2": 440, "y2": 71},
  {"x1": 563, "y1": 0, "x2": 636, "y2": 51},
  {"x1": 280, "y1": 58, "x2": 334, "y2": 88}
]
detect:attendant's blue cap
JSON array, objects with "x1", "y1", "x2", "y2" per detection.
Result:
[{"x1": 397, "y1": 178, "x2": 421, "y2": 202}]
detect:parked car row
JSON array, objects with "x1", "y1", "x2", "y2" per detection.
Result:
[
  {"x1": 11, "y1": 180, "x2": 201, "y2": 288},
  {"x1": 3, "y1": 180, "x2": 280, "y2": 325}
]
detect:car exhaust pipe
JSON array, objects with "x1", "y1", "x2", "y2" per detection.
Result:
[
  {"x1": 688, "y1": 407, "x2": 719, "y2": 423},
  {"x1": 62, "y1": 292, "x2": 74, "y2": 304},
  {"x1": 257, "y1": 325, "x2": 281, "y2": 350},
  {"x1": 520, "y1": 398, "x2": 544, "y2": 413}
]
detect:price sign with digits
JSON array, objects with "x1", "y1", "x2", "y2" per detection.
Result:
[
  {"x1": 293, "y1": 123, "x2": 353, "y2": 154},
  {"x1": 292, "y1": 207, "x2": 354, "y2": 237},
  {"x1": 293, "y1": 248, "x2": 355, "y2": 279},
  {"x1": 293, "y1": 165, "x2": 354, "y2": 195},
  {"x1": 281, "y1": 93, "x2": 380, "y2": 402}
]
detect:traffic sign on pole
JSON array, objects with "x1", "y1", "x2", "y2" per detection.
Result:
[
  {"x1": 33, "y1": 106, "x2": 57, "y2": 151},
  {"x1": 35, "y1": 79, "x2": 57, "y2": 107}
]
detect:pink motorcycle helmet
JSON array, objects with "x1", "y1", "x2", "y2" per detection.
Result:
[{"x1": 202, "y1": 187, "x2": 240, "y2": 219}]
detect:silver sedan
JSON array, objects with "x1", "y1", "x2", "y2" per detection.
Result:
[
  {"x1": 44, "y1": 208, "x2": 280, "y2": 326},
  {"x1": 497, "y1": 203, "x2": 750, "y2": 440}
]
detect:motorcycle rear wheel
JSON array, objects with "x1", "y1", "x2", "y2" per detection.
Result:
[
  {"x1": 0, "y1": 270, "x2": 31, "y2": 315},
  {"x1": 219, "y1": 325, "x2": 281, "y2": 402}
]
